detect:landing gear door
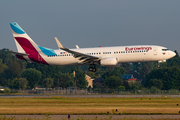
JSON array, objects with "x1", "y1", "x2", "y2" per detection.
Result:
[{"x1": 154, "y1": 47, "x2": 157, "y2": 55}]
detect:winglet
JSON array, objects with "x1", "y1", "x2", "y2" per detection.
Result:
[
  {"x1": 55, "y1": 37, "x2": 65, "y2": 49},
  {"x1": 76, "y1": 45, "x2": 79, "y2": 49}
]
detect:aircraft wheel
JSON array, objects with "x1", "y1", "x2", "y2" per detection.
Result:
[
  {"x1": 92, "y1": 67, "x2": 96, "y2": 72},
  {"x1": 88, "y1": 67, "x2": 96, "y2": 72},
  {"x1": 88, "y1": 67, "x2": 93, "y2": 71}
]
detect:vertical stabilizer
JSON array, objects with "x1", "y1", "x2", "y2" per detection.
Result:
[
  {"x1": 10, "y1": 22, "x2": 48, "y2": 64},
  {"x1": 10, "y1": 22, "x2": 41, "y2": 54}
]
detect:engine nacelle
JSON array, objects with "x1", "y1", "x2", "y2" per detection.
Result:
[{"x1": 100, "y1": 57, "x2": 118, "y2": 66}]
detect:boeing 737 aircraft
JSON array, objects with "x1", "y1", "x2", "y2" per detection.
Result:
[{"x1": 9, "y1": 22, "x2": 176, "y2": 72}]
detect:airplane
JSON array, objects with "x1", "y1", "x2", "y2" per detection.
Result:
[{"x1": 9, "y1": 22, "x2": 176, "y2": 72}]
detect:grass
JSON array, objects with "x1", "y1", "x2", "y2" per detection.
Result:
[{"x1": 0, "y1": 97, "x2": 179, "y2": 115}]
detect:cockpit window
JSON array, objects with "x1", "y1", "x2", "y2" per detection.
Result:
[{"x1": 162, "y1": 49, "x2": 169, "y2": 51}]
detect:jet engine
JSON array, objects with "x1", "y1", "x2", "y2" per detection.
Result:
[{"x1": 100, "y1": 57, "x2": 118, "y2": 66}]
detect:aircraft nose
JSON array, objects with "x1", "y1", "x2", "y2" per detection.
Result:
[
  {"x1": 170, "y1": 51, "x2": 176, "y2": 57},
  {"x1": 172, "y1": 51, "x2": 176, "y2": 57}
]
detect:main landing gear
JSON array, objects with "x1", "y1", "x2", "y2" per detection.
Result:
[{"x1": 88, "y1": 64, "x2": 96, "y2": 72}]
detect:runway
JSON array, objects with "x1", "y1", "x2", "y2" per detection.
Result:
[
  {"x1": 3, "y1": 115, "x2": 180, "y2": 120},
  {"x1": 0, "y1": 94, "x2": 180, "y2": 98},
  {"x1": 1, "y1": 94, "x2": 179, "y2": 119}
]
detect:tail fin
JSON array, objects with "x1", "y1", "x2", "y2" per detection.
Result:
[
  {"x1": 10, "y1": 22, "x2": 41, "y2": 54},
  {"x1": 10, "y1": 22, "x2": 48, "y2": 64}
]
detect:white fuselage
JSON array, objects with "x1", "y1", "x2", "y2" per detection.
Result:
[{"x1": 41, "y1": 45, "x2": 175, "y2": 66}]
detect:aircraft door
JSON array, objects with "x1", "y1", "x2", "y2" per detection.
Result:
[{"x1": 154, "y1": 47, "x2": 157, "y2": 55}]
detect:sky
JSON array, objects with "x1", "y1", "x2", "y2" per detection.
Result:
[{"x1": 1, "y1": 1, "x2": 180, "y2": 53}]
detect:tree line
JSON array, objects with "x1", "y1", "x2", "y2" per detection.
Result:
[{"x1": 0, "y1": 48, "x2": 179, "y2": 91}]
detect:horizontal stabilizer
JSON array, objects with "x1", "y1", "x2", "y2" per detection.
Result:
[{"x1": 6, "y1": 50, "x2": 29, "y2": 56}]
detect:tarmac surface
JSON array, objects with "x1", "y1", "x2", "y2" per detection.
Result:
[
  {"x1": 3, "y1": 115, "x2": 180, "y2": 120},
  {"x1": 1, "y1": 95, "x2": 180, "y2": 119},
  {"x1": 0, "y1": 94, "x2": 180, "y2": 98}
]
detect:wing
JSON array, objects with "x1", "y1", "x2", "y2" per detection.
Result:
[{"x1": 55, "y1": 37, "x2": 101, "y2": 64}]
